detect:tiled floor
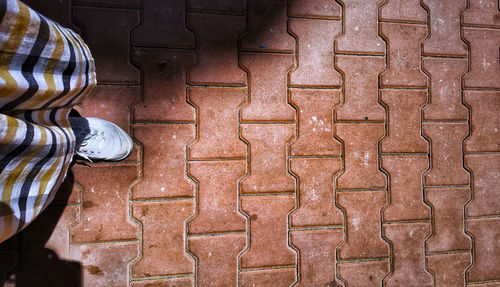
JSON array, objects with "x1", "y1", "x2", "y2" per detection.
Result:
[{"x1": 1, "y1": 0, "x2": 500, "y2": 286}]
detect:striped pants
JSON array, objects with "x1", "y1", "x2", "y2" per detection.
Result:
[{"x1": 0, "y1": 0, "x2": 96, "y2": 243}]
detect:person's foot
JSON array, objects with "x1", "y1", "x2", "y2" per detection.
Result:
[{"x1": 69, "y1": 117, "x2": 133, "y2": 162}]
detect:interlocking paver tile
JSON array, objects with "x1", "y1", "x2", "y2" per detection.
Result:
[
  {"x1": 240, "y1": 53, "x2": 295, "y2": 122},
  {"x1": 187, "y1": 13, "x2": 246, "y2": 86},
  {"x1": 380, "y1": 0, "x2": 426, "y2": 23},
  {"x1": 464, "y1": 91, "x2": 500, "y2": 152},
  {"x1": 241, "y1": 0, "x2": 294, "y2": 52},
  {"x1": 382, "y1": 156, "x2": 430, "y2": 221},
  {"x1": 290, "y1": 88, "x2": 340, "y2": 156},
  {"x1": 421, "y1": 0, "x2": 467, "y2": 56},
  {"x1": 427, "y1": 253, "x2": 470, "y2": 286},
  {"x1": 131, "y1": 201, "x2": 194, "y2": 278},
  {"x1": 380, "y1": 22, "x2": 427, "y2": 88},
  {"x1": 188, "y1": 87, "x2": 246, "y2": 159},
  {"x1": 240, "y1": 268, "x2": 296, "y2": 287},
  {"x1": 70, "y1": 165, "x2": 138, "y2": 243},
  {"x1": 289, "y1": 18, "x2": 341, "y2": 87},
  {"x1": 335, "y1": 55, "x2": 385, "y2": 121},
  {"x1": 290, "y1": 229, "x2": 343, "y2": 286},
  {"x1": 73, "y1": 6, "x2": 139, "y2": 84},
  {"x1": 289, "y1": 0, "x2": 341, "y2": 19},
  {"x1": 132, "y1": 125, "x2": 194, "y2": 199},
  {"x1": 73, "y1": 0, "x2": 139, "y2": 8},
  {"x1": 467, "y1": 218, "x2": 500, "y2": 282},
  {"x1": 380, "y1": 90, "x2": 427, "y2": 153},
  {"x1": 0, "y1": 250, "x2": 17, "y2": 285},
  {"x1": 130, "y1": 278, "x2": 194, "y2": 287},
  {"x1": 425, "y1": 187, "x2": 470, "y2": 252},
  {"x1": 187, "y1": 161, "x2": 246, "y2": 234},
  {"x1": 465, "y1": 154, "x2": 500, "y2": 217},
  {"x1": 290, "y1": 158, "x2": 342, "y2": 227},
  {"x1": 131, "y1": 0, "x2": 194, "y2": 48},
  {"x1": 335, "y1": 0, "x2": 385, "y2": 54},
  {"x1": 240, "y1": 124, "x2": 295, "y2": 194},
  {"x1": 383, "y1": 223, "x2": 432, "y2": 286},
  {"x1": 188, "y1": 234, "x2": 245, "y2": 286},
  {"x1": 240, "y1": 195, "x2": 296, "y2": 268},
  {"x1": 463, "y1": 0, "x2": 500, "y2": 27},
  {"x1": 187, "y1": 0, "x2": 245, "y2": 14},
  {"x1": 463, "y1": 28, "x2": 500, "y2": 89},
  {"x1": 338, "y1": 260, "x2": 389, "y2": 287}
]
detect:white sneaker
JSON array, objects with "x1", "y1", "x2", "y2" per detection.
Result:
[{"x1": 69, "y1": 117, "x2": 133, "y2": 162}]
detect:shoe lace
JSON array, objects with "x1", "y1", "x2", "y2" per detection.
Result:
[{"x1": 78, "y1": 129, "x2": 107, "y2": 158}]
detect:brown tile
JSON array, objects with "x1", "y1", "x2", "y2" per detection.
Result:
[
  {"x1": 380, "y1": 0, "x2": 427, "y2": 22},
  {"x1": 380, "y1": 22, "x2": 427, "y2": 88},
  {"x1": 465, "y1": 154, "x2": 500, "y2": 217},
  {"x1": 335, "y1": 55, "x2": 386, "y2": 121},
  {"x1": 187, "y1": 0, "x2": 245, "y2": 13},
  {"x1": 23, "y1": 0, "x2": 80, "y2": 33},
  {"x1": 73, "y1": 7, "x2": 139, "y2": 84},
  {"x1": 427, "y1": 253, "x2": 470, "y2": 287},
  {"x1": 241, "y1": 0, "x2": 294, "y2": 52},
  {"x1": 73, "y1": 0, "x2": 139, "y2": 8},
  {"x1": 382, "y1": 156, "x2": 430, "y2": 222},
  {"x1": 336, "y1": 124, "x2": 386, "y2": 189},
  {"x1": 132, "y1": 125, "x2": 194, "y2": 199},
  {"x1": 463, "y1": 0, "x2": 500, "y2": 28},
  {"x1": 70, "y1": 165, "x2": 138, "y2": 243},
  {"x1": 240, "y1": 268, "x2": 296, "y2": 287},
  {"x1": 240, "y1": 124, "x2": 295, "y2": 194},
  {"x1": 240, "y1": 195, "x2": 296, "y2": 268},
  {"x1": 0, "y1": 250, "x2": 17, "y2": 285},
  {"x1": 289, "y1": 18, "x2": 341, "y2": 87},
  {"x1": 463, "y1": 28, "x2": 500, "y2": 89},
  {"x1": 335, "y1": 0, "x2": 385, "y2": 54},
  {"x1": 290, "y1": 88, "x2": 340, "y2": 156},
  {"x1": 290, "y1": 229, "x2": 343, "y2": 286},
  {"x1": 187, "y1": 161, "x2": 246, "y2": 234},
  {"x1": 130, "y1": 278, "x2": 194, "y2": 287},
  {"x1": 188, "y1": 87, "x2": 246, "y2": 159},
  {"x1": 290, "y1": 158, "x2": 342, "y2": 227},
  {"x1": 240, "y1": 53, "x2": 295, "y2": 122},
  {"x1": 131, "y1": 0, "x2": 194, "y2": 48},
  {"x1": 131, "y1": 48, "x2": 195, "y2": 122},
  {"x1": 425, "y1": 188, "x2": 470, "y2": 252},
  {"x1": 380, "y1": 89, "x2": 427, "y2": 153},
  {"x1": 188, "y1": 234, "x2": 246, "y2": 286},
  {"x1": 467, "y1": 218, "x2": 500, "y2": 282},
  {"x1": 423, "y1": 123, "x2": 469, "y2": 186},
  {"x1": 464, "y1": 91, "x2": 500, "y2": 152},
  {"x1": 422, "y1": 0, "x2": 467, "y2": 56},
  {"x1": 383, "y1": 223, "x2": 432, "y2": 286},
  {"x1": 422, "y1": 58, "x2": 468, "y2": 121},
  {"x1": 187, "y1": 13, "x2": 246, "y2": 86},
  {"x1": 131, "y1": 201, "x2": 194, "y2": 277},
  {"x1": 337, "y1": 190, "x2": 388, "y2": 259},
  {"x1": 338, "y1": 260, "x2": 389, "y2": 286},
  {"x1": 52, "y1": 175, "x2": 81, "y2": 205},
  {"x1": 289, "y1": 0, "x2": 341, "y2": 18}
]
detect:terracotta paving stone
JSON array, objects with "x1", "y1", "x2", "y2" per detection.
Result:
[
  {"x1": 382, "y1": 156, "x2": 430, "y2": 221},
  {"x1": 289, "y1": 0, "x2": 341, "y2": 19},
  {"x1": 421, "y1": 0, "x2": 467, "y2": 56},
  {"x1": 335, "y1": 55, "x2": 386, "y2": 121},
  {"x1": 463, "y1": 0, "x2": 500, "y2": 27},
  {"x1": 423, "y1": 58, "x2": 468, "y2": 121},
  {"x1": 187, "y1": 161, "x2": 246, "y2": 234},
  {"x1": 463, "y1": 28, "x2": 500, "y2": 89},
  {"x1": 380, "y1": 22, "x2": 427, "y2": 88},
  {"x1": 467, "y1": 218, "x2": 500, "y2": 282},
  {"x1": 336, "y1": 124, "x2": 386, "y2": 189},
  {"x1": 131, "y1": 201, "x2": 194, "y2": 278},
  {"x1": 73, "y1": 6, "x2": 140, "y2": 84},
  {"x1": 290, "y1": 229, "x2": 343, "y2": 286},
  {"x1": 465, "y1": 154, "x2": 500, "y2": 217},
  {"x1": 423, "y1": 123, "x2": 469, "y2": 186},
  {"x1": 240, "y1": 195, "x2": 296, "y2": 268},
  {"x1": 337, "y1": 260, "x2": 389, "y2": 287},
  {"x1": 240, "y1": 268, "x2": 296, "y2": 287},
  {"x1": 188, "y1": 87, "x2": 246, "y2": 159},
  {"x1": 132, "y1": 125, "x2": 195, "y2": 199},
  {"x1": 464, "y1": 91, "x2": 500, "y2": 152},
  {"x1": 380, "y1": 0, "x2": 427, "y2": 23},
  {"x1": 290, "y1": 88, "x2": 340, "y2": 156},
  {"x1": 131, "y1": 48, "x2": 196, "y2": 123},
  {"x1": 240, "y1": 53, "x2": 295, "y2": 122},
  {"x1": 240, "y1": 124, "x2": 295, "y2": 194},
  {"x1": 131, "y1": 0, "x2": 194, "y2": 48},
  {"x1": 73, "y1": 0, "x2": 139, "y2": 9},
  {"x1": 187, "y1": 13, "x2": 246, "y2": 86},
  {"x1": 70, "y1": 165, "x2": 139, "y2": 243},
  {"x1": 187, "y1": 0, "x2": 245, "y2": 14},
  {"x1": 240, "y1": 0, "x2": 294, "y2": 52},
  {"x1": 426, "y1": 253, "x2": 471, "y2": 287},
  {"x1": 130, "y1": 278, "x2": 194, "y2": 287},
  {"x1": 290, "y1": 158, "x2": 342, "y2": 227},
  {"x1": 425, "y1": 188, "x2": 471, "y2": 252},
  {"x1": 383, "y1": 223, "x2": 432, "y2": 286},
  {"x1": 289, "y1": 18, "x2": 341, "y2": 87},
  {"x1": 188, "y1": 234, "x2": 245, "y2": 286}
]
